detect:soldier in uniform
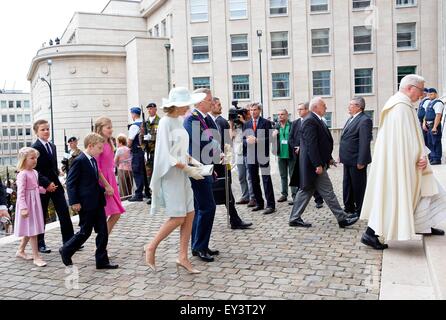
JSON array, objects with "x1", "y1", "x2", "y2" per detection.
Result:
[
  {"x1": 62, "y1": 137, "x2": 82, "y2": 175},
  {"x1": 145, "y1": 103, "x2": 160, "y2": 205}
]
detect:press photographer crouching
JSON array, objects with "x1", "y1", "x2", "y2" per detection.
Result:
[{"x1": 228, "y1": 102, "x2": 256, "y2": 208}]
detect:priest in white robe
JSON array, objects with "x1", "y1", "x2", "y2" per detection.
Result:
[{"x1": 360, "y1": 74, "x2": 446, "y2": 250}]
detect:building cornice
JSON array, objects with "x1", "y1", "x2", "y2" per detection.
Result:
[
  {"x1": 140, "y1": 0, "x2": 168, "y2": 18},
  {"x1": 27, "y1": 44, "x2": 126, "y2": 80}
]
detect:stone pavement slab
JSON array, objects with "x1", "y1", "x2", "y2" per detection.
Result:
[{"x1": 0, "y1": 165, "x2": 382, "y2": 300}]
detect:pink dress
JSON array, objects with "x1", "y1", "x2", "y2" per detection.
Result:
[
  {"x1": 96, "y1": 142, "x2": 125, "y2": 217},
  {"x1": 14, "y1": 170, "x2": 46, "y2": 237}
]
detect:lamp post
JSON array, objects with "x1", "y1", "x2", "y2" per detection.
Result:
[
  {"x1": 40, "y1": 59, "x2": 54, "y2": 143},
  {"x1": 164, "y1": 43, "x2": 172, "y2": 92},
  {"x1": 256, "y1": 30, "x2": 264, "y2": 116}
]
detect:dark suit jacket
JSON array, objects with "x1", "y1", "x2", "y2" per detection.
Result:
[
  {"x1": 290, "y1": 112, "x2": 334, "y2": 190},
  {"x1": 215, "y1": 115, "x2": 232, "y2": 152},
  {"x1": 339, "y1": 112, "x2": 373, "y2": 167},
  {"x1": 272, "y1": 121, "x2": 293, "y2": 157},
  {"x1": 184, "y1": 110, "x2": 220, "y2": 165},
  {"x1": 0, "y1": 180, "x2": 6, "y2": 207},
  {"x1": 32, "y1": 139, "x2": 61, "y2": 189},
  {"x1": 66, "y1": 152, "x2": 105, "y2": 212},
  {"x1": 289, "y1": 118, "x2": 303, "y2": 151},
  {"x1": 242, "y1": 117, "x2": 273, "y2": 165}
]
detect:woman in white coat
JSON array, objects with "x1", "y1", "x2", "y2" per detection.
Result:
[{"x1": 144, "y1": 87, "x2": 206, "y2": 274}]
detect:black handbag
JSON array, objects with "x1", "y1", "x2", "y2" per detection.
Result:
[{"x1": 212, "y1": 177, "x2": 227, "y2": 205}]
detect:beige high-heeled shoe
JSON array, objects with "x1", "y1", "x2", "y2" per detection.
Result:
[
  {"x1": 176, "y1": 260, "x2": 201, "y2": 274},
  {"x1": 33, "y1": 259, "x2": 47, "y2": 267},
  {"x1": 16, "y1": 251, "x2": 33, "y2": 261},
  {"x1": 143, "y1": 246, "x2": 157, "y2": 272}
]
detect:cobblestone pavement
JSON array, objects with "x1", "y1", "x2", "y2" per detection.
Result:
[{"x1": 0, "y1": 165, "x2": 382, "y2": 300}]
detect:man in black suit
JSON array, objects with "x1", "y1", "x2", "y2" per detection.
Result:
[
  {"x1": 32, "y1": 120, "x2": 74, "y2": 254},
  {"x1": 243, "y1": 103, "x2": 276, "y2": 215},
  {"x1": 339, "y1": 97, "x2": 373, "y2": 217},
  {"x1": 289, "y1": 98, "x2": 359, "y2": 228},
  {"x1": 207, "y1": 97, "x2": 252, "y2": 229},
  {"x1": 59, "y1": 133, "x2": 118, "y2": 269},
  {"x1": 289, "y1": 102, "x2": 324, "y2": 208}
]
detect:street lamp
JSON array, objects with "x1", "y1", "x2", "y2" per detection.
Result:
[
  {"x1": 164, "y1": 43, "x2": 172, "y2": 92},
  {"x1": 256, "y1": 30, "x2": 264, "y2": 115},
  {"x1": 40, "y1": 59, "x2": 54, "y2": 143}
]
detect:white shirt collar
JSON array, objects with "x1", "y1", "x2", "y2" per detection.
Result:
[
  {"x1": 38, "y1": 138, "x2": 50, "y2": 146},
  {"x1": 195, "y1": 109, "x2": 207, "y2": 118},
  {"x1": 84, "y1": 151, "x2": 93, "y2": 161},
  {"x1": 351, "y1": 111, "x2": 363, "y2": 120},
  {"x1": 312, "y1": 112, "x2": 323, "y2": 121}
]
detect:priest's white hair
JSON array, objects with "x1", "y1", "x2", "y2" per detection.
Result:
[{"x1": 399, "y1": 74, "x2": 425, "y2": 91}]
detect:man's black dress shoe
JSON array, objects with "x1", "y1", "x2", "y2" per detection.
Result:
[
  {"x1": 277, "y1": 196, "x2": 287, "y2": 203},
  {"x1": 338, "y1": 215, "x2": 359, "y2": 228},
  {"x1": 430, "y1": 160, "x2": 441, "y2": 165},
  {"x1": 146, "y1": 198, "x2": 152, "y2": 205},
  {"x1": 59, "y1": 248, "x2": 73, "y2": 266},
  {"x1": 128, "y1": 196, "x2": 143, "y2": 202},
  {"x1": 39, "y1": 246, "x2": 51, "y2": 254},
  {"x1": 316, "y1": 203, "x2": 324, "y2": 209},
  {"x1": 263, "y1": 207, "x2": 276, "y2": 215},
  {"x1": 96, "y1": 263, "x2": 119, "y2": 270},
  {"x1": 231, "y1": 221, "x2": 253, "y2": 229},
  {"x1": 288, "y1": 201, "x2": 294, "y2": 205},
  {"x1": 289, "y1": 220, "x2": 312, "y2": 228},
  {"x1": 207, "y1": 248, "x2": 219, "y2": 256},
  {"x1": 236, "y1": 199, "x2": 250, "y2": 205},
  {"x1": 247, "y1": 200, "x2": 257, "y2": 208},
  {"x1": 252, "y1": 206, "x2": 264, "y2": 212},
  {"x1": 192, "y1": 250, "x2": 214, "y2": 262},
  {"x1": 361, "y1": 233, "x2": 388, "y2": 250},
  {"x1": 431, "y1": 227, "x2": 445, "y2": 236}
]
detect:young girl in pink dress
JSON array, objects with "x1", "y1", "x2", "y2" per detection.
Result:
[
  {"x1": 14, "y1": 147, "x2": 47, "y2": 267},
  {"x1": 95, "y1": 117, "x2": 125, "y2": 234}
]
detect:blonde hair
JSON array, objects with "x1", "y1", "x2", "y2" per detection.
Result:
[
  {"x1": 84, "y1": 133, "x2": 105, "y2": 149},
  {"x1": 17, "y1": 147, "x2": 40, "y2": 171},
  {"x1": 94, "y1": 116, "x2": 115, "y2": 151},
  {"x1": 163, "y1": 106, "x2": 179, "y2": 114}
]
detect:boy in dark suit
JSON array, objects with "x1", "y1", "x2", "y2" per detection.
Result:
[
  {"x1": 32, "y1": 120, "x2": 74, "y2": 254},
  {"x1": 59, "y1": 133, "x2": 118, "y2": 269}
]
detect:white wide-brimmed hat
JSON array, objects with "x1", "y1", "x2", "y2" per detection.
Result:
[{"x1": 162, "y1": 87, "x2": 206, "y2": 108}]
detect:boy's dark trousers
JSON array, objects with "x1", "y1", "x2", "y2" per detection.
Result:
[{"x1": 61, "y1": 207, "x2": 109, "y2": 266}]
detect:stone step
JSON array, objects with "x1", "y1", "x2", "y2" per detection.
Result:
[
  {"x1": 423, "y1": 222, "x2": 446, "y2": 300},
  {"x1": 380, "y1": 238, "x2": 436, "y2": 300}
]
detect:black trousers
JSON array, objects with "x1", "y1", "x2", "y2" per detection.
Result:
[
  {"x1": 61, "y1": 207, "x2": 109, "y2": 266},
  {"x1": 248, "y1": 163, "x2": 275, "y2": 209},
  {"x1": 38, "y1": 188, "x2": 74, "y2": 248},
  {"x1": 343, "y1": 165, "x2": 367, "y2": 214}
]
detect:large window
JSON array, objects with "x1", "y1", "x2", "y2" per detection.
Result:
[
  {"x1": 16, "y1": 101, "x2": 22, "y2": 108},
  {"x1": 2, "y1": 129, "x2": 7, "y2": 136},
  {"x1": 272, "y1": 73, "x2": 290, "y2": 98},
  {"x1": 10, "y1": 128, "x2": 16, "y2": 137},
  {"x1": 17, "y1": 114, "x2": 23, "y2": 123},
  {"x1": 353, "y1": 26, "x2": 372, "y2": 52},
  {"x1": 310, "y1": 0, "x2": 329, "y2": 12},
  {"x1": 193, "y1": 77, "x2": 211, "y2": 90},
  {"x1": 313, "y1": 71, "x2": 331, "y2": 96},
  {"x1": 1, "y1": 115, "x2": 7, "y2": 123},
  {"x1": 396, "y1": 0, "x2": 416, "y2": 7},
  {"x1": 190, "y1": 0, "x2": 208, "y2": 22},
  {"x1": 397, "y1": 23, "x2": 416, "y2": 49},
  {"x1": 231, "y1": 34, "x2": 248, "y2": 59},
  {"x1": 324, "y1": 112, "x2": 332, "y2": 128},
  {"x1": 0, "y1": 101, "x2": 6, "y2": 108},
  {"x1": 8, "y1": 101, "x2": 14, "y2": 108},
  {"x1": 232, "y1": 75, "x2": 250, "y2": 100},
  {"x1": 311, "y1": 29, "x2": 330, "y2": 54},
  {"x1": 270, "y1": 0, "x2": 288, "y2": 15},
  {"x1": 9, "y1": 115, "x2": 15, "y2": 122},
  {"x1": 24, "y1": 100, "x2": 30, "y2": 108},
  {"x1": 355, "y1": 68, "x2": 373, "y2": 94},
  {"x1": 26, "y1": 128, "x2": 31, "y2": 136},
  {"x1": 229, "y1": 0, "x2": 247, "y2": 19},
  {"x1": 25, "y1": 114, "x2": 31, "y2": 122},
  {"x1": 18, "y1": 128, "x2": 23, "y2": 136},
  {"x1": 397, "y1": 66, "x2": 417, "y2": 90},
  {"x1": 192, "y1": 36, "x2": 209, "y2": 61},
  {"x1": 271, "y1": 31, "x2": 288, "y2": 57},
  {"x1": 353, "y1": 0, "x2": 371, "y2": 9}
]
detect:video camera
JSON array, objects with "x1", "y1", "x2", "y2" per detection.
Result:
[{"x1": 228, "y1": 100, "x2": 249, "y2": 126}]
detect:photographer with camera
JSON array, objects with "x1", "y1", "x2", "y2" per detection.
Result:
[{"x1": 229, "y1": 101, "x2": 256, "y2": 207}]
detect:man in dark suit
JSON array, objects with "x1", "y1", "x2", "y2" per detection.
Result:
[
  {"x1": 289, "y1": 102, "x2": 324, "y2": 207},
  {"x1": 289, "y1": 98, "x2": 359, "y2": 228},
  {"x1": 207, "y1": 97, "x2": 252, "y2": 230},
  {"x1": 59, "y1": 133, "x2": 118, "y2": 269},
  {"x1": 243, "y1": 103, "x2": 276, "y2": 215},
  {"x1": 32, "y1": 120, "x2": 74, "y2": 254},
  {"x1": 339, "y1": 97, "x2": 373, "y2": 217},
  {"x1": 184, "y1": 88, "x2": 219, "y2": 262}
]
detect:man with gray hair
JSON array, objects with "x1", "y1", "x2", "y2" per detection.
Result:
[
  {"x1": 339, "y1": 97, "x2": 373, "y2": 218},
  {"x1": 289, "y1": 97, "x2": 359, "y2": 228},
  {"x1": 361, "y1": 74, "x2": 446, "y2": 250}
]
